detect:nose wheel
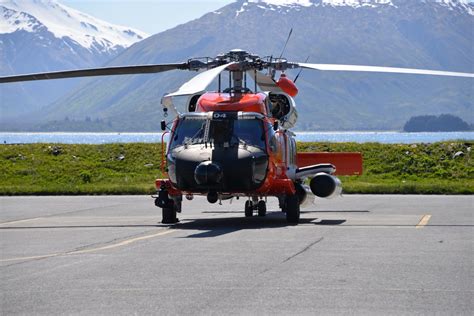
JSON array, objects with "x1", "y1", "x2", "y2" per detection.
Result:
[
  {"x1": 244, "y1": 199, "x2": 267, "y2": 217},
  {"x1": 244, "y1": 200, "x2": 253, "y2": 217},
  {"x1": 257, "y1": 200, "x2": 266, "y2": 217}
]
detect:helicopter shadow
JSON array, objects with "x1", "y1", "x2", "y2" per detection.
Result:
[{"x1": 172, "y1": 211, "x2": 346, "y2": 238}]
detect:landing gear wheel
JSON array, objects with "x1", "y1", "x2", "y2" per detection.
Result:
[
  {"x1": 257, "y1": 200, "x2": 267, "y2": 217},
  {"x1": 278, "y1": 196, "x2": 286, "y2": 213},
  {"x1": 285, "y1": 194, "x2": 300, "y2": 224},
  {"x1": 245, "y1": 200, "x2": 253, "y2": 217},
  {"x1": 156, "y1": 189, "x2": 179, "y2": 224},
  {"x1": 161, "y1": 198, "x2": 180, "y2": 224},
  {"x1": 162, "y1": 205, "x2": 177, "y2": 224}
]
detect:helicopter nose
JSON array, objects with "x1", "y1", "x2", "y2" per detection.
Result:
[{"x1": 194, "y1": 161, "x2": 223, "y2": 185}]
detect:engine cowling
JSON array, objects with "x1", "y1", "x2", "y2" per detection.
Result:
[
  {"x1": 268, "y1": 92, "x2": 297, "y2": 129},
  {"x1": 309, "y1": 173, "x2": 342, "y2": 198}
]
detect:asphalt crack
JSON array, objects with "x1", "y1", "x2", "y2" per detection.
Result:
[{"x1": 282, "y1": 237, "x2": 324, "y2": 263}]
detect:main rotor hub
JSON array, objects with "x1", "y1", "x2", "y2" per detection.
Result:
[
  {"x1": 228, "y1": 49, "x2": 249, "y2": 61},
  {"x1": 215, "y1": 49, "x2": 263, "y2": 70},
  {"x1": 186, "y1": 49, "x2": 296, "y2": 73}
]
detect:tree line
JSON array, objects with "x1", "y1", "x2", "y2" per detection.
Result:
[{"x1": 404, "y1": 114, "x2": 472, "y2": 132}]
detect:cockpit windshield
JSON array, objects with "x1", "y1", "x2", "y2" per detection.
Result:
[
  {"x1": 170, "y1": 114, "x2": 266, "y2": 150},
  {"x1": 170, "y1": 118, "x2": 206, "y2": 148}
]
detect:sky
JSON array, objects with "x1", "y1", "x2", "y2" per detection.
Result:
[{"x1": 62, "y1": 0, "x2": 235, "y2": 35}]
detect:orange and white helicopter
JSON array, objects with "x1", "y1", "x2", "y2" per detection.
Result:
[{"x1": 1, "y1": 49, "x2": 473, "y2": 224}]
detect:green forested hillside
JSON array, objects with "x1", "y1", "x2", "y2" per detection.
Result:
[{"x1": 404, "y1": 114, "x2": 472, "y2": 132}]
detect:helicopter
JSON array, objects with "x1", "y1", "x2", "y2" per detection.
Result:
[{"x1": 1, "y1": 48, "x2": 473, "y2": 224}]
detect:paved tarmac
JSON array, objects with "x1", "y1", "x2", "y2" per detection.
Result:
[{"x1": 1, "y1": 195, "x2": 473, "y2": 315}]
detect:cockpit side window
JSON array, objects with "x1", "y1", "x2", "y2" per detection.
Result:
[{"x1": 267, "y1": 122, "x2": 278, "y2": 153}]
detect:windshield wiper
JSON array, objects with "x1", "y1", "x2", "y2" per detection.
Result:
[
  {"x1": 229, "y1": 134, "x2": 249, "y2": 147},
  {"x1": 184, "y1": 124, "x2": 206, "y2": 145}
]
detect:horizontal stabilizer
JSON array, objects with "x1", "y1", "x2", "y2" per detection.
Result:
[
  {"x1": 296, "y1": 163, "x2": 335, "y2": 179},
  {"x1": 296, "y1": 152, "x2": 363, "y2": 176}
]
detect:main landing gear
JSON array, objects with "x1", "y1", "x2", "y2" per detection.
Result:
[
  {"x1": 244, "y1": 198, "x2": 267, "y2": 217},
  {"x1": 155, "y1": 187, "x2": 181, "y2": 224},
  {"x1": 281, "y1": 194, "x2": 300, "y2": 224},
  {"x1": 156, "y1": 190, "x2": 299, "y2": 225},
  {"x1": 162, "y1": 199, "x2": 182, "y2": 224}
]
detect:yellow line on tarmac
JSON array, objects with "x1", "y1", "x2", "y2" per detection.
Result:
[
  {"x1": 0, "y1": 217, "x2": 41, "y2": 225},
  {"x1": 0, "y1": 229, "x2": 175, "y2": 263},
  {"x1": 0, "y1": 253, "x2": 59, "y2": 262},
  {"x1": 416, "y1": 215, "x2": 432, "y2": 229},
  {"x1": 71, "y1": 230, "x2": 174, "y2": 254}
]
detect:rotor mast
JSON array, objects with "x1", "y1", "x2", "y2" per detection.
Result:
[{"x1": 223, "y1": 49, "x2": 250, "y2": 92}]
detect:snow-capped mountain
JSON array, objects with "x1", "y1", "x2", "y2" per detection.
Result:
[
  {"x1": 3, "y1": 0, "x2": 474, "y2": 131},
  {"x1": 245, "y1": 0, "x2": 393, "y2": 8},
  {"x1": 237, "y1": 0, "x2": 473, "y2": 14},
  {"x1": 244, "y1": 0, "x2": 473, "y2": 7},
  {"x1": 0, "y1": 0, "x2": 147, "y2": 55},
  {"x1": 0, "y1": 0, "x2": 148, "y2": 120}
]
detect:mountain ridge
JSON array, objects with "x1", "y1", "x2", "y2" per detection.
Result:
[
  {"x1": 0, "y1": 0, "x2": 147, "y2": 54},
  {"x1": 236, "y1": 0, "x2": 474, "y2": 13},
  {"x1": 0, "y1": 0, "x2": 147, "y2": 120},
  {"x1": 3, "y1": 0, "x2": 473, "y2": 131}
]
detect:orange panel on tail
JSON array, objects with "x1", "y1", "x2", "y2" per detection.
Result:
[{"x1": 296, "y1": 152, "x2": 363, "y2": 176}]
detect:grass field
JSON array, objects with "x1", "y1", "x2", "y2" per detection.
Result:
[{"x1": 1, "y1": 142, "x2": 472, "y2": 195}]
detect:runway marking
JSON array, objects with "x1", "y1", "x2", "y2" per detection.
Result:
[
  {"x1": 0, "y1": 203, "x2": 125, "y2": 225},
  {"x1": 0, "y1": 217, "x2": 41, "y2": 225},
  {"x1": 416, "y1": 215, "x2": 432, "y2": 229},
  {"x1": 0, "y1": 229, "x2": 175, "y2": 263},
  {"x1": 71, "y1": 229, "x2": 174, "y2": 254}
]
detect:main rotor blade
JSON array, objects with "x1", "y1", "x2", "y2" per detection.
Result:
[
  {"x1": 247, "y1": 70, "x2": 283, "y2": 93},
  {"x1": 166, "y1": 62, "x2": 235, "y2": 97},
  {"x1": 0, "y1": 63, "x2": 188, "y2": 83},
  {"x1": 297, "y1": 63, "x2": 474, "y2": 78}
]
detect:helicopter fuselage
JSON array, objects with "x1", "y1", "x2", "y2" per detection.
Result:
[
  {"x1": 160, "y1": 92, "x2": 297, "y2": 200},
  {"x1": 1, "y1": 48, "x2": 468, "y2": 225}
]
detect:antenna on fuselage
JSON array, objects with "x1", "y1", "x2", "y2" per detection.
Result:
[
  {"x1": 294, "y1": 55, "x2": 310, "y2": 83},
  {"x1": 254, "y1": 70, "x2": 258, "y2": 92},
  {"x1": 269, "y1": 28, "x2": 294, "y2": 80},
  {"x1": 279, "y1": 28, "x2": 293, "y2": 59}
]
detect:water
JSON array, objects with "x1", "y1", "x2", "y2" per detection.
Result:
[
  {"x1": 295, "y1": 131, "x2": 474, "y2": 143},
  {"x1": 1, "y1": 131, "x2": 472, "y2": 144}
]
